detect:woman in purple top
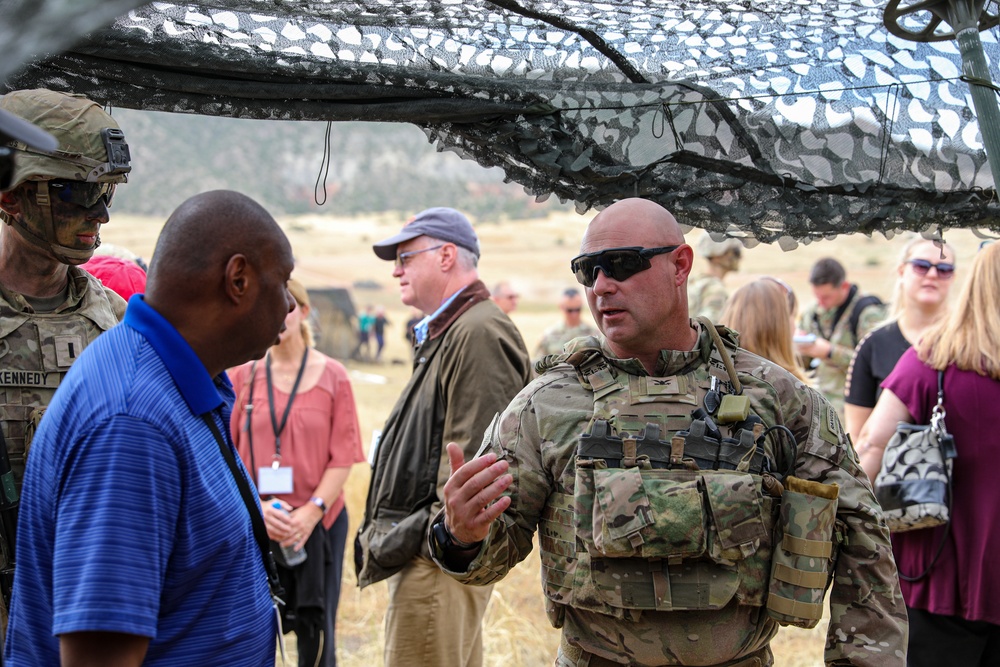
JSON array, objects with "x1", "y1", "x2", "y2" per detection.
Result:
[{"x1": 856, "y1": 241, "x2": 1000, "y2": 666}]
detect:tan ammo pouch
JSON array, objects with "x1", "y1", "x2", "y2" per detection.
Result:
[
  {"x1": 575, "y1": 464, "x2": 767, "y2": 561},
  {"x1": 766, "y1": 476, "x2": 838, "y2": 628},
  {"x1": 571, "y1": 462, "x2": 772, "y2": 615}
]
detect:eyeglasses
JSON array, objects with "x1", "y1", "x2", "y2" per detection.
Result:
[
  {"x1": 564, "y1": 307, "x2": 581, "y2": 313},
  {"x1": 395, "y1": 244, "x2": 444, "y2": 269},
  {"x1": 47, "y1": 179, "x2": 116, "y2": 208},
  {"x1": 570, "y1": 245, "x2": 680, "y2": 288},
  {"x1": 907, "y1": 258, "x2": 955, "y2": 278}
]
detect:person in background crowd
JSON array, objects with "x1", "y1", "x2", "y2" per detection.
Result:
[
  {"x1": 403, "y1": 307, "x2": 422, "y2": 351},
  {"x1": 844, "y1": 238, "x2": 956, "y2": 442},
  {"x1": 373, "y1": 305, "x2": 390, "y2": 361},
  {"x1": 433, "y1": 198, "x2": 906, "y2": 666},
  {"x1": 355, "y1": 305, "x2": 375, "y2": 362},
  {"x1": 0, "y1": 88, "x2": 131, "y2": 636},
  {"x1": 797, "y1": 257, "x2": 886, "y2": 418},
  {"x1": 687, "y1": 232, "x2": 743, "y2": 321},
  {"x1": 81, "y1": 253, "x2": 147, "y2": 301},
  {"x1": 355, "y1": 207, "x2": 530, "y2": 667},
  {"x1": 720, "y1": 278, "x2": 808, "y2": 382},
  {"x1": 534, "y1": 287, "x2": 598, "y2": 361},
  {"x1": 490, "y1": 281, "x2": 520, "y2": 315},
  {"x1": 5, "y1": 190, "x2": 292, "y2": 667},
  {"x1": 856, "y1": 240, "x2": 1000, "y2": 667},
  {"x1": 230, "y1": 277, "x2": 365, "y2": 667}
]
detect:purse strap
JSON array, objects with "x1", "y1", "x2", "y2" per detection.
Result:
[{"x1": 898, "y1": 369, "x2": 953, "y2": 583}]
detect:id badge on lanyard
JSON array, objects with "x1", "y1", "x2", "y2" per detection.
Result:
[{"x1": 258, "y1": 458, "x2": 294, "y2": 494}]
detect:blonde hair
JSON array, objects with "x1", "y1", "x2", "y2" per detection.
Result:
[
  {"x1": 890, "y1": 236, "x2": 955, "y2": 319},
  {"x1": 916, "y1": 240, "x2": 1000, "y2": 379},
  {"x1": 286, "y1": 278, "x2": 315, "y2": 348},
  {"x1": 720, "y1": 279, "x2": 807, "y2": 382}
]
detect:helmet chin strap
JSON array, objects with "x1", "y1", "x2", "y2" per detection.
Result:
[{"x1": 4, "y1": 180, "x2": 99, "y2": 264}]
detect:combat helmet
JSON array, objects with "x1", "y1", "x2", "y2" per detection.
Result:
[
  {"x1": 696, "y1": 233, "x2": 743, "y2": 259},
  {"x1": 0, "y1": 89, "x2": 131, "y2": 263}
]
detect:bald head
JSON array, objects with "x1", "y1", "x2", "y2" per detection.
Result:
[
  {"x1": 147, "y1": 190, "x2": 289, "y2": 299},
  {"x1": 145, "y1": 190, "x2": 295, "y2": 376},
  {"x1": 582, "y1": 198, "x2": 685, "y2": 253}
]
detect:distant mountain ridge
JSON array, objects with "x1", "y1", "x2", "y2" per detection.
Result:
[{"x1": 111, "y1": 108, "x2": 570, "y2": 220}]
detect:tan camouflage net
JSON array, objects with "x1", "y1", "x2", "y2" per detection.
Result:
[{"x1": 4, "y1": 0, "x2": 1000, "y2": 244}]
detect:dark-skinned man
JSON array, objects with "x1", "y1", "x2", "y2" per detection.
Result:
[
  {"x1": 5, "y1": 190, "x2": 295, "y2": 667},
  {"x1": 431, "y1": 198, "x2": 907, "y2": 667}
]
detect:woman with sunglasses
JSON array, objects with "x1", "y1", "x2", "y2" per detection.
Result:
[
  {"x1": 229, "y1": 278, "x2": 365, "y2": 667},
  {"x1": 854, "y1": 241, "x2": 1000, "y2": 666},
  {"x1": 844, "y1": 237, "x2": 956, "y2": 442}
]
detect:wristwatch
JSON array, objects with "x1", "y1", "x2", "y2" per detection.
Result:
[
  {"x1": 309, "y1": 495, "x2": 328, "y2": 514},
  {"x1": 431, "y1": 518, "x2": 481, "y2": 552}
]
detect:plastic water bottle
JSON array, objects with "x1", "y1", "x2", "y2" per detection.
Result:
[{"x1": 271, "y1": 501, "x2": 307, "y2": 567}]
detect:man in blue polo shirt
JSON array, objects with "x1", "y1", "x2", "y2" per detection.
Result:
[{"x1": 4, "y1": 190, "x2": 295, "y2": 666}]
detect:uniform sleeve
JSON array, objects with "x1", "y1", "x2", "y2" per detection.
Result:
[
  {"x1": 789, "y1": 389, "x2": 908, "y2": 665},
  {"x1": 856, "y1": 303, "x2": 888, "y2": 341},
  {"x1": 698, "y1": 282, "x2": 728, "y2": 323},
  {"x1": 325, "y1": 360, "x2": 365, "y2": 467},
  {"x1": 845, "y1": 332, "x2": 878, "y2": 408},
  {"x1": 101, "y1": 286, "x2": 128, "y2": 321},
  {"x1": 52, "y1": 416, "x2": 182, "y2": 637},
  {"x1": 438, "y1": 380, "x2": 552, "y2": 584}
]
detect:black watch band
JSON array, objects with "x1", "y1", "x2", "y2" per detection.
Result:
[{"x1": 432, "y1": 519, "x2": 482, "y2": 553}]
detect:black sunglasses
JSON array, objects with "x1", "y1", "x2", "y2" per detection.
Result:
[
  {"x1": 570, "y1": 245, "x2": 680, "y2": 288},
  {"x1": 47, "y1": 179, "x2": 116, "y2": 209},
  {"x1": 908, "y1": 258, "x2": 955, "y2": 278}
]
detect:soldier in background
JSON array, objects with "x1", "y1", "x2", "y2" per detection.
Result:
[
  {"x1": 533, "y1": 287, "x2": 598, "y2": 361},
  {"x1": 432, "y1": 199, "x2": 906, "y2": 667},
  {"x1": 0, "y1": 89, "x2": 131, "y2": 632},
  {"x1": 796, "y1": 257, "x2": 885, "y2": 418},
  {"x1": 490, "y1": 281, "x2": 519, "y2": 315},
  {"x1": 687, "y1": 232, "x2": 743, "y2": 322}
]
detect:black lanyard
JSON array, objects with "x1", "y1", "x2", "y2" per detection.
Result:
[
  {"x1": 201, "y1": 411, "x2": 284, "y2": 603},
  {"x1": 265, "y1": 347, "x2": 309, "y2": 461}
]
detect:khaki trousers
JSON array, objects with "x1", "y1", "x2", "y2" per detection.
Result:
[{"x1": 384, "y1": 555, "x2": 493, "y2": 667}]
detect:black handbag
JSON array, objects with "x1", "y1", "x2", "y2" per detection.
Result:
[{"x1": 873, "y1": 370, "x2": 957, "y2": 580}]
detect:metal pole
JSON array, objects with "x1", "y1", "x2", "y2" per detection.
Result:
[{"x1": 956, "y1": 24, "x2": 1000, "y2": 188}]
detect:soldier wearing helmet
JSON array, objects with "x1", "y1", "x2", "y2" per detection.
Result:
[
  {"x1": 0, "y1": 88, "x2": 130, "y2": 631},
  {"x1": 687, "y1": 232, "x2": 743, "y2": 322}
]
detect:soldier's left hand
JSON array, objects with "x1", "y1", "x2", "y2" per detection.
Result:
[
  {"x1": 797, "y1": 336, "x2": 832, "y2": 360},
  {"x1": 442, "y1": 442, "x2": 512, "y2": 545}
]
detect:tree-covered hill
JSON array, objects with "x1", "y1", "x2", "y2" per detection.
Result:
[{"x1": 111, "y1": 108, "x2": 572, "y2": 221}]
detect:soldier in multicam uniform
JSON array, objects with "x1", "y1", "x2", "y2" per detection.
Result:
[
  {"x1": 534, "y1": 287, "x2": 599, "y2": 361},
  {"x1": 796, "y1": 258, "x2": 886, "y2": 418},
  {"x1": 0, "y1": 89, "x2": 131, "y2": 631},
  {"x1": 686, "y1": 233, "x2": 743, "y2": 323},
  {"x1": 429, "y1": 198, "x2": 907, "y2": 667}
]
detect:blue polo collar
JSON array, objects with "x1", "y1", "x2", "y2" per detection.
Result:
[{"x1": 123, "y1": 295, "x2": 230, "y2": 415}]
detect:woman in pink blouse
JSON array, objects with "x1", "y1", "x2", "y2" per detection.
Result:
[{"x1": 230, "y1": 278, "x2": 365, "y2": 667}]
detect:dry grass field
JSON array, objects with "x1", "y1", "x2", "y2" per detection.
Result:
[{"x1": 101, "y1": 209, "x2": 990, "y2": 667}]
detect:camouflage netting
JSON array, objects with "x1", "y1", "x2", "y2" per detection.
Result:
[{"x1": 4, "y1": 0, "x2": 1000, "y2": 244}]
